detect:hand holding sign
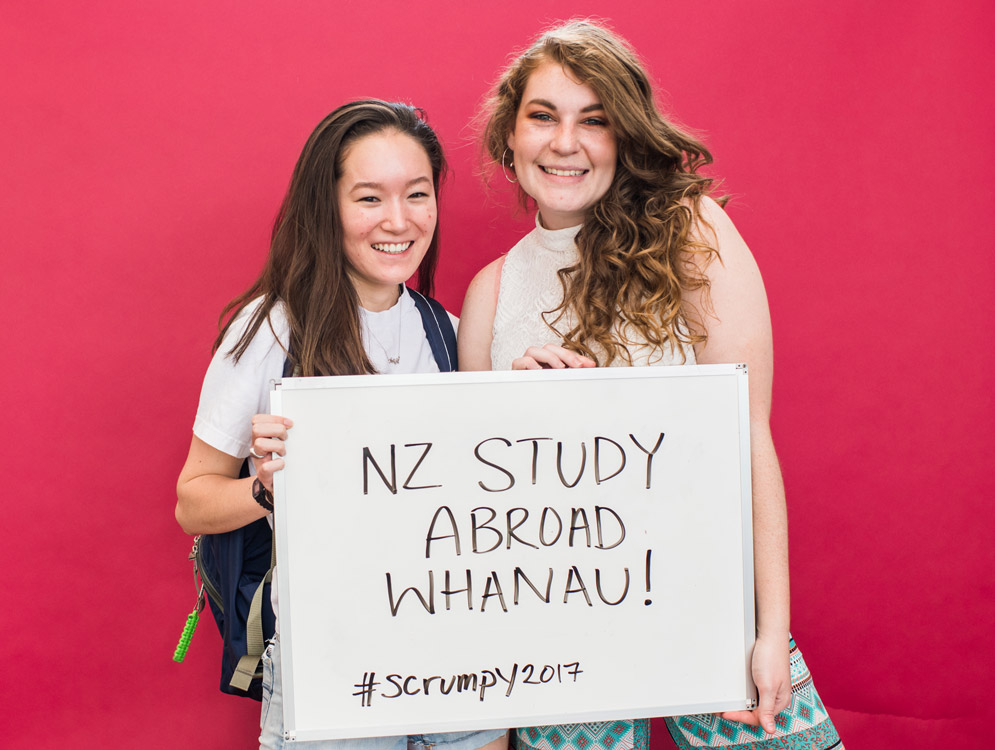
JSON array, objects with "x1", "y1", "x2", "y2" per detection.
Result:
[
  {"x1": 249, "y1": 414, "x2": 294, "y2": 492},
  {"x1": 511, "y1": 344, "x2": 597, "y2": 370}
]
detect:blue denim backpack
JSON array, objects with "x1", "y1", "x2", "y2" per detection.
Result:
[{"x1": 189, "y1": 288, "x2": 457, "y2": 700}]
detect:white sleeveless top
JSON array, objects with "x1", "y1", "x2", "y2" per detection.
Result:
[{"x1": 491, "y1": 219, "x2": 696, "y2": 370}]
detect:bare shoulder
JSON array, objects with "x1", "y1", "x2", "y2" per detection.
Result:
[
  {"x1": 467, "y1": 256, "x2": 506, "y2": 297},
  {"x1": 683, "y1": 197, "x2": 766, "y2": 336},
  {"x1": 690, "y1": 196, "x2": 754, "y2": 273},
  {"x1": 686, "y1": 197, "x2": 773, "y2": 400},
  {"x1": 462, "y1": 255, "x2": 506, "y2": 318},
  {"x1": 458, "y1": 256, "x2": 507, "y2": 371}
]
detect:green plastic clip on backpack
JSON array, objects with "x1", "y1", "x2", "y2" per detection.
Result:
[{"x1": 173, "y1": 537, "x2": 207, "y2": 662}]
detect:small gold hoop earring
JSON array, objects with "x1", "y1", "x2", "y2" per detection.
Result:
[{"x1": 501, "y1": 148, "x2": 518, "y2": 183}]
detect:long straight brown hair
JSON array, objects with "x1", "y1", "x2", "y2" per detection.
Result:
[{"x1": 214, "y1": 100, "x2": 447, "y2": 376}]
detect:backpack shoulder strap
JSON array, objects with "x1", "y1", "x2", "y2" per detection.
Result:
[
  {"x1": 282, "y1": 357, "x2": 295, "y2": 378},
  {"x1": 229, "y1": 541, "x2": 275, "y2": 692},
  {"x1": 408, "y1": 287, "x2": 458, "y2": 372},
  {"x1": 228, "y1": 451, "x2": 277, "y2": 693}
]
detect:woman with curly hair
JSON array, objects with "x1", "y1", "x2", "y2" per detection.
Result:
[{"x1": 459, "y1": 21, "x2": 841, "y2": 750}]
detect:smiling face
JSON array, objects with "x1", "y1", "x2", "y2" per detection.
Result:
[
  {"x1": 337, "y1": 129, "x2": 437, "y2": 311},
  {"x1": 507, "y1": 62, "x2": 618, "y2": 230}
]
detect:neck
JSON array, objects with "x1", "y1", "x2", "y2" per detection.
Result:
[
  {"x1": 354, "y1": 281, "x2": 402, "y2": 312},
  {"x1": 538, "y1": 211, "x2": 585, "y2": 231}
]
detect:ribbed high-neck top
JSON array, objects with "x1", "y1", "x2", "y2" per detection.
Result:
[{"x1": 491, "y1": 218, "x2": 695, "y2": 370}]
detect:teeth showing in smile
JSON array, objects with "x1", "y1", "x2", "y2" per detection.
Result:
[
  {"x1": 371, "y1": 242, "x2": 412, "y2": 254},
  {"x1": 542, "y1": 166, "x2": 586, "y2": 177}
]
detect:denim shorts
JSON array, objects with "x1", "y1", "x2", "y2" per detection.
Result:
[{"x1": 259, "y1": 638, "x2": 508, "y2": 750}]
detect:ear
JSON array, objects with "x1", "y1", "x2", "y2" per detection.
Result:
[{"x1": 507, "y1": 131, "x2": 516, "y2": 153}]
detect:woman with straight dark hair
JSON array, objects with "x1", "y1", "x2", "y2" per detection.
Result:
[
  {"x1": 460, "y1": 21, "x2": 842, "y2": 750},
  {"x1": 177, "y1": 99, "x2": 508, "y2": 750}
]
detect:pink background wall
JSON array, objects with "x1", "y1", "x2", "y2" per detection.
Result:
[{"x1": 3, "y1": 1, "x2": 992, "y2": 747}]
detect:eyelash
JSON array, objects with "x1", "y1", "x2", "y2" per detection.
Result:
[
  {"x1": 358, "y1": 192, "x2": 430, "y2": 203},
  {"x1": 528, "y1": 112, "x2": 607, "y2": 127}
]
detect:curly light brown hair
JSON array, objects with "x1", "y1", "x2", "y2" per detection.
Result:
[{"x1": 482, "y1": 20, "x2": 718, "y2": 364}]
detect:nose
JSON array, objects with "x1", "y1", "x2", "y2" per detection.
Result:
[
  {"x1": 550, "y1": 121, "x2": 579, "y2": 154},
  {"x1": 380, "y1": 198, "x2": 407, "y2": 233}
]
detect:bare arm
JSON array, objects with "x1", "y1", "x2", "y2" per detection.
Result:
[
  {"x1": 175, "y1": 415, "x2": 291, "y2": 535},
  {"x1": 688, "y1": 197, "x2": 791, "y2": 732},
  {"x1": 457, "y1": 257, "x2": 505, "y2": 371},
  {"x1": 459, "y1": 256, "x2": 595, "y2": 371}
]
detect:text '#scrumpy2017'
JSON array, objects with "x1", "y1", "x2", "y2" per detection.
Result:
[{"x1": 352, "y1": 662, "x2": 583, "y2": 706}]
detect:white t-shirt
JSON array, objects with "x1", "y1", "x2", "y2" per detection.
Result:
[{"x1": 193, "y1": 286, "x2": 455, "y2": 628}]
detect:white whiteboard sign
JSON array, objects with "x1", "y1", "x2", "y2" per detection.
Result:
[{"x1": 271, "y1": 365, "x2": 756, "y2": 742}]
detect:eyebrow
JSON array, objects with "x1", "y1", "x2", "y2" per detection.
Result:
[
  {"x1": 349, "y1": 176, "x2": 432, "y2": 192},
  {"x1": 525, "y1": 98, "x2": 605, "y2": 113}
]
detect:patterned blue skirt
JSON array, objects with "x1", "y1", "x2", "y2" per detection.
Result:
[
  {"x1": 514, "y1": 639, "x2": 842, "y2": 750},
  {"x1": 515, "y1": 719, "x2": 649, "y2": 750}
]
